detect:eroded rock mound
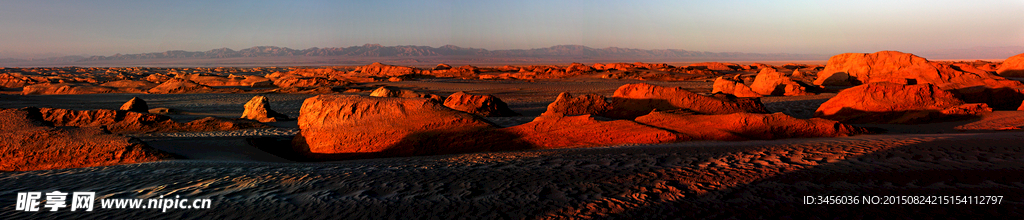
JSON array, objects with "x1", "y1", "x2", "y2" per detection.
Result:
[
  {"x1": 712, "y1": 76, "x2": 761, "y2": 98},
  {"x1": 369, "y1": 87, "x2": 444, "y2": 102},
  {"x1": 352, "y1": 62, "x2": 419, "y2": 77},
  {"x1": 240, "y1": 96, "x2": 289, "y2": 122},
  {"x1": 814, "y1": 51, "x2": 1021, "y2": 90},
  {"x1": 997, "y1": 53, "x2": 1024, "y2": 77},
  {"x1": 100, "y1": 80, "x2": 157, "y2": 93},
  {"x1": 635, "y1": 111, "x2": 869, "y2": 141},
  {"x1": 443, "y1": 92, "x2": 520, "y2": 117},
  {"x1": 542, "y1": 92, "x2": 612, "y2": 116},
  {"x1": 147, "y1": 78, "x2": 214, "y2": 94},
  {"x1": 293, "y1": 95, "x2": 506, "y2": 157},
  {"x1": 501, "y1": 114, "x2": 677, "y2": 149},
  {"x1": 815, "y1": 83, "x2": 989, "y2": 124},
  {"x1": 749, "y1": 68, "x2": 811, "y2": 96},
  {"x1": 687, "y1": 62, "x2": 741, "y2": 71},
  {"x1": 606, "y1": 83, "x2": 769, "y2": 119},
  {"x1": 119, "y1": 97, "x2": 149, "y2": 113},
  {"x1": 22, "y1": 83, "x2": 117, "y2": 95},
  {"x1": 0, "y1": 108, "x2": 173, "y2": 171},
  {"x1": 38, "y1": 108, "x2": 269, "y2": 133}
]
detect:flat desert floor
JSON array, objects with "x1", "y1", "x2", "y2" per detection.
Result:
[{"x1": 3, "y1": 78, "x2": 1024, "y2": 219}]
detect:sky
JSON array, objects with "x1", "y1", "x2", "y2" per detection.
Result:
[{"x1": 1, "y1": 0, "x2": 1022, "y2": 58}]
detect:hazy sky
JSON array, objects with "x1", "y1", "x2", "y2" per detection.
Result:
[{"x1": 1, "y1": 0, "x2": 1022, "y2": 58}]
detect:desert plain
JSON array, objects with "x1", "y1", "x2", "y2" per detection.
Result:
[{"x1": 3, "y1": 51, "x2": 1024, "y2": 219}]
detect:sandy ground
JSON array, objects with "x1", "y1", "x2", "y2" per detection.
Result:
[{"x1": 2, "y1": 78, "x2": 1024, "y2": 219}]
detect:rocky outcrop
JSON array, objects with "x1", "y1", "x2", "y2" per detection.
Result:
[
  {"x1": 814, "y1": 51, "x2": 1021, "y2": 90},
  {"x1": 813, "y1": 51, "x2": 1024, "y2": 109},
  {"x1": 815, "y1": 83, "x2": 990, "y2": 124},
  {"x1": 712, "y1": 76, "x2": 761, "y2": 98},
  {"x1": 272, "y1": 76, "x2": 351, "y2": 88},
  {"x1": 749, "y1": 68, "x2": 810, "y2": 96},
  {"x1": 99, "y1": 80, "x2": 157, "y2": 93},
  {"x1": 542, "y1": 92, "x2": 612, "y2": 116},
  {"x1": 443, "y1": 92, "x2": 520, "y2": 117},
  {"x1": 147, "y1": 78, "x2": 215, "y2": 94},
  {"x1": 606, "y1": 83, "x2": 769, "y2": 119},
  {"x1": 634, "y1": 111, "x2": 869, "y2": 141},
  {"x1": 38, "y1": 107, "x2": 269, "y2": 133},
  {"x1": 240, "y1": 96, "x2": 289, "y2": 122},
  {"x1": 292, "y1": 95, "x2": 506, "y2": 157},
  {"x1": 21, "y1": 83, "x2": 117, "y2": 95},
  {"x1": 997, "y1": 53, "x2": 1024, "y2": 77},
  {"x1": 369, "y1": 87, "x2": 444, "y2": 102},
  {"x1": 352, "y1": 62, "x2": 419, "y2": 77},
  {"x1": 119, "y1": 97, "x2": 149, "y2": 113},
  {"x1": 687, "y1": 62, "x2": 741, "y2": 71},
  {"x1": 500, "y1": 114, "x2": 678, "y2": 149},
  {"x1": 0, "y1": 108, "x2": 173, "y2": 171}
]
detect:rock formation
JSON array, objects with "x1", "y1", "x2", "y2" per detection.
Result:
[
  {"x1": 292, "y1": 95, "x2": 507, "y2": 157},
  {"x1": 712, "y1": 76, "x2": 762, "y2": 98},
  {"x1": 352, "y1": 62, "x2": 419, "y2": 77},
  {"x1": 443, "y1": 92, "x2": 520, "y2": 117},
  {"x1": 634, "y1": 111, "x2": 868, "y2": 141},
  {"x1": 813, "y1": 51, "x2": 1021, "y2": 90},
  {"x1": 749, "y1": 68, "x2": 811, "y2": 96},
  {"x1": 240, "y1": 96, "x2": 289, "y2": 122},
  {"x1": 38, "y1": 107, "x2": 269, "y2": 133},
  {"x1": 147, "y1": 78, "x2": 214, "y2": 94},
  {"x1": 687, "y1": 62, "x2": 741, "y2": 71},
  {"x1": 119, "y1": 97, "x2": 149, "y2": 113},
  {"x1": 815, "y1": 83, "x2": 990, "y2": 124},
  {"x1": 606, "y1": 83, "x2": 769, "y2": 119},
  {"x1": 542, "y1": 92, "x2": 613, "y2": 116},
  {"x1": 500, "y1": 114, "x2": 678, "y2": 149},
  {"x1": 369, "y1": 87, "x2": 444, "y2": 102},
  {"x1": 0, "y1": 108, "x2": 173, "y2": 171},
  {"x1": 21, "y1": 83, "x2": 117, "y2": 95},
  {"x1": 100, "y1": 80, "x2": 157, "y2": 93},
  {"x1": 997, "y1": 53, "x2": 1024, "y2": 77}
]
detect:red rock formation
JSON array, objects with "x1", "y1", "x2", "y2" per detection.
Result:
[
  {"x1": 814, "y1": 51, "x2": 1021, "y2": 89},
  {"x1": 814, "y1": 51, "x2": 1024, "y2": 109},
  {"x1": 542, "y1": 92, "x2": 612, "y2": 116},
  {"x1": 634, "y1": 111, "x2": 868, "y2": 141},
  {"x1": 369, "y1": 87, "x2": 444, "y2": 102},
  {"x1": 352, "y1": 62, "x2": 419, "y2": 77},
  {"x1": 606, "y1": 83, "x2": 769, "y2": 119},
  {"x1": 500, "y1": 114, "x2": 678, "y2": 149},
  {"x1": 147, "y1": 78, "x2": 214, "y2": 94},
  {"x1": 240, "y1": 96, "x2": 288, "y2": 122},
  {"x1": 443, "y1": 92, "x2": 520, "y2": 117},
  {"x1": 0, "y1": 72, "x2": 38, "y2": 88},
  {"x1": 712, "y1": 77, "x2": 762, "y2": 98},
  {"x1": 564, "y1": 63, "x2": 595, "y2": 76},
  {"x1": 687, "y1": 62, "x2": 741, "y2": 71},
  {"x1": 119, "y1": 97, "x2": 148, "y2": 113},
  {"x1": 272, "y1": 76, "x2": 351, "y2": 88},
  {"x1": 815, "y1": 83, "x2": 989, "y2": 124},
  {"x1": 0, "y1": 108, "x2": 173, "y2": 171},
  {"x1": 100, "y1": 80, "x2": 158, "y2": 93},
  {"x1": 38, "y1": 108, "x2": 269, "y2": 133},
  {"x1": 749, "y1": 68, "x2": 810, "y2": 96},
  {"x1": 293, "y1": 95, "x2": 503, "y2": 157},
  {"x1": 997, "y1": 53, "x2": 1024, "y2": 77},
  {"x1": 21, "y1": 83, "x2": 117, "y2": 95}
]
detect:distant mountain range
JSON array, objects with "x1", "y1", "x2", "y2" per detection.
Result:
[
  {"x1": 1, "y1": 44, "x2": 824, "y2": 64},
  {"x1": 74, "y1": 44, "x2": 826, "y2": 61},
  {"x1": 2, "y1": 44, "x2": 1020, "y2": 67}
]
